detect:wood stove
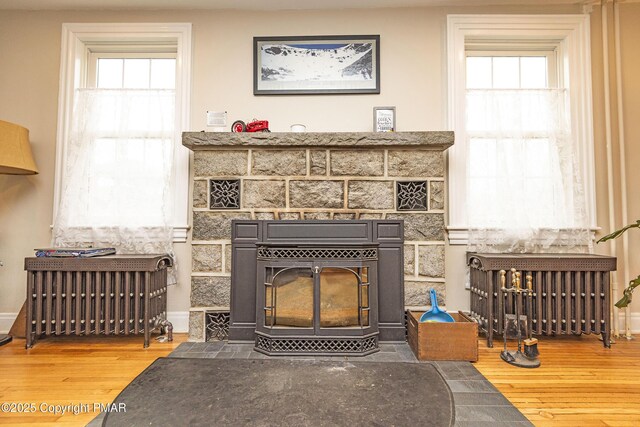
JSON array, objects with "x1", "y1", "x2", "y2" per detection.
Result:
[{"x1": 230, "y1": 220, "x2": 404, "y2": 356}]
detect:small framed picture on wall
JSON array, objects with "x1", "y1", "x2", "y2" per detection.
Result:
[{"x1": 373, "y1": 106, "x2": 395, "y2": 132}]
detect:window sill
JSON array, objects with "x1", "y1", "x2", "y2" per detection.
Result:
[
  {"x1": 446, "y1": 227, "x2": 471, "y2": 246},
  {"x1": 172, "y1": 225, "x2": 189, "y2": 243},
  {"x1": 48, "y1": 225, "x2": 190, "y2": 244}
]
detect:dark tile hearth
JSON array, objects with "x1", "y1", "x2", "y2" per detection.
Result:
[{"x1": 168, "y1": 342, "x2": 532, "y2": 426}]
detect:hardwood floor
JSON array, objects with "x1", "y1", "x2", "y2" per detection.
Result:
[
  {"x1": 1, "y1": 333, "x2": 639, "y2": 426},
  {"x1": 474, "y1": 334, "x2": 640, "y2": 426},
  {"x1": 0, "y1": 334, "x2": 186, "y2": 426}
]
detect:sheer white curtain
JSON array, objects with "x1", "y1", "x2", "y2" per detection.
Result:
[
  {"x1": 465, "y1": 89, "x2": 592, "y2": 253},
  {"x1": 52, "y1": 89, "x2": 177, "y2": 277}
]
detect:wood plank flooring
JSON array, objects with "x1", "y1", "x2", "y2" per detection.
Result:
[
  {"x1": 1, "y1": 333, "x2": 639, "y2": 426},
  {"x1": 473, "y1": 334, "x2": 640, "y2": 426},
  {"x1": 0, "y1": 334, "x2": 185, "y2": 426}
]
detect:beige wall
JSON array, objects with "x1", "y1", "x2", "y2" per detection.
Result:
[{"x1": 1, "y1": 4, "x2": 638, "y2": 331}]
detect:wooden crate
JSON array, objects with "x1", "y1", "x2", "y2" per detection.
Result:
[{"x1": 407, "y1": 310, "x2": 478, "y2": 362}]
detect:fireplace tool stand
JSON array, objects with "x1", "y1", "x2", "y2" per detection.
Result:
[{"x1": 500, "y1": 269, "x2": 540, "y2": 368}]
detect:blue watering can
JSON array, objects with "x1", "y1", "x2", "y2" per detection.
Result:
[{"x1": 419, "y1": 288, "x2": 455, "y2": 323}]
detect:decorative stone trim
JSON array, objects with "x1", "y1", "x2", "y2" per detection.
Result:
[
  {"x1": 209, "y1": 179, "x2": 240, "y2": 209},
  {"x1": 184, "y1": 131, "x2": 454, "y2": 150},
  {"x1": 205, "y1": 311, "x2": 230, "y2": 341},
  {"x1": 396, "y1": 181, "x2": 428, "y2": 211}
]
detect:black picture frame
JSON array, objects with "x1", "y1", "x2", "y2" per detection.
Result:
[{"x1": 253, "y1": 35, "x2": 380, "y2": 95}]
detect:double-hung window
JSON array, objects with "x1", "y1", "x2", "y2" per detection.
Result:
[
  {"x1": 53, "y1": 24, "x2": 191, "y2": 249},
  {"x1": 81, "y1": 52, "x2": 176, "y2": 227},
  {"x1": 447, "y1": 15, "x2": 595, "y2": 251}
]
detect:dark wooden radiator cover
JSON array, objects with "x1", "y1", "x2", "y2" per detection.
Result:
[{"x1": 467, "y1": 252, "x2": 617, "y2": 348}]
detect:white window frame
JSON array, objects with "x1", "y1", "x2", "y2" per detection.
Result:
[
  {"x1": 54, "y1": 23, "x2": 191, "y2": 242},
  {"x1": 88, "y1": 51, "x2": 178, "y2": 89},
  {"x1": 465, "y1": 50, "x2": 558, "y2": 88},
  {"x1": 446, "y1": 15, "x2": 596, "y2": 245}
]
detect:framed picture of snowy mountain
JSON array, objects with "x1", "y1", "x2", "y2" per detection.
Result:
[{"x1": 253, "y1": 35, "x2": 380, "y2": 95}]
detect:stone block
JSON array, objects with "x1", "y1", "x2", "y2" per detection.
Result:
[
  {"x1": 279, "y1": 212, "x2": 301, "y2": 220},
  {"x1": 348, "y1": 181, "x2": 394, "y2": 209},
  {"x1": 418, "y1": 245, "x2": 445, "y2": 278},
  {"x1": 330, "y1": 150, "x2": 384, "y2": 176},
  {"x1": 194, "y1": 151, "x2": 248, "y2": 176},
  {"x1": 289, "y1": 180, "x2": 344, "y2": 209},
  {"x1": 243, "y1": 180, "x2": 286, "y2": 208},
  {"x1": 386, "y1": 213, "x2": 445, "y2": 241},
  {"x1": 404, "y1": 244, "x2": 416, "y2": 276},
  {"x1": 430, "y1": 181, "x2": 445, "y2": 210},
  {"x1": 188, "y1": 311, "x2": 205, "y2": 342},
  {"x1": 255, "y1": 212, "x2": 276, "y2": 220},
  {"x1": 192, "y1": 245, "x2": 222, "y2": 272},
  {"x1": 334, "y1": 213, "x2": 356, "y2": 220},
  {"x1": 304, "y1": 212, "x2": 332, "y2": 220},
  {"x1": 388, "y1": 150, "x2": 444, "y2": 177},
  {"x1": 252, "y1": 150, "x2": 306, "y2": 176},
  {"x1": 310, "y1": 150, "x2": 327, "y2": 175},
  {"x1": 193, "y1": 212, "x2": 251, "y2": 241},
  {"x1": 404, "y1": 281, "x2": 446, "y2": 307},
  {"x1": 224, "y1": 244, "x2": 232, "y2": 273},
  {"x1": 193, "y1": 180, "x2": 208, "y2": 208},
  {"x1": 191, "y1": 276, "x2": 231, "y2": 307},
  {"x1": 358, "y1": 213, "x2": 383, "y2": 219}
]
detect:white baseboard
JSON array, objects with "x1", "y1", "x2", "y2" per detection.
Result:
[
  {"x1": 167, "y1": 311, "x2": 189, "y2": 333},
  {"x1": 0, "y1": 311, "x2": 190, "y2": 334},
  {"x1": 0, "y1": 313, "x2": 16, "y2": 334},
  {"x1": 615, "y1": 312, "x2": 640, "y2": 336}
]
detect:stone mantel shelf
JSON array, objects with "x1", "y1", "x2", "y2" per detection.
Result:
[{"x1": 182, "y1": 131, "x2": 454, "y2": 151}]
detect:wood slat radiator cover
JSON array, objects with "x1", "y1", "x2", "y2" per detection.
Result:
[
  {"x1": 24, "y1": 255, "x2": 172, "y2": 348},
  {"x1": 467, "y1": 253, "x2": 616, "y2": 348}
]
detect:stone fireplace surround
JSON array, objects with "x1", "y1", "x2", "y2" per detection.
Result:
[{"x1": 183, "y1": 131, "x2": 454, "y2": 341}]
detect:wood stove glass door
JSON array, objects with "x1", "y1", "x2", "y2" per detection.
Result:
[
  {"x1": 319, "y1": 267, "x2": 369, "y2": 329},
  {"x1": 265, "y1": 267, "x2": 314, "y2": 328},
  {"x1": 263, "y1": 264, "x2": 372, "y2": 334}
]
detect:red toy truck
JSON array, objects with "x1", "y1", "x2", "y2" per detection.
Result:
[{"x1": 231, "y1": 119, "x2": 270, "y2": 133}]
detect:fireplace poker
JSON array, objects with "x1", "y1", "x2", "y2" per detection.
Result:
[
  {"x1": 523, "y1": 274, "x2": 540, "y2": 359},
  {"x1": 500, "y1": 270, "x2": 508, "y2": 354}
]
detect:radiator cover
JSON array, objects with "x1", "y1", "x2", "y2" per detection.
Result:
[
  {"x1": 467, "y1": 252, "x2": 617, "y2": 348},
  {"x1": 24, "y1": 255, "x2": 172, "y2": 348}
]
